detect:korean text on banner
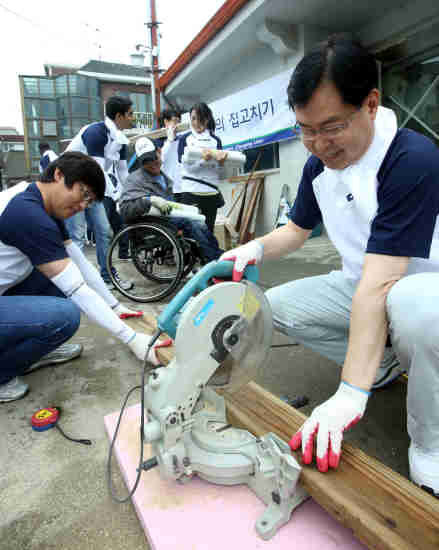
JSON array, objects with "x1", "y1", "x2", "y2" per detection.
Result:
[{"x1": 209, "y1": 69, "x2": 300, "y2": 151}]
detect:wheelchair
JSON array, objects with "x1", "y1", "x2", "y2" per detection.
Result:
[{"x1": 106, "y1": 215, "x2": 203, "y2": 303}]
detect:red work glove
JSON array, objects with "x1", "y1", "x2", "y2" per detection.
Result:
[
  {"x1": 289, "y1": 382, "x2": 370, "y2": 472},
  {"x1": 220, "y1": 240, "x2": 264, "y2": 282}
]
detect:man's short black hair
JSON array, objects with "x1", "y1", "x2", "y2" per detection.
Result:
[
  {"x1": 105, "y1": 96, "x2": 133, "y2": 120},
  {"x1": 39, "y1": 152, "x2": 106, "y2": 200},
  {"x1": 158, "y1": 108, "x2": 181, "y2": 127},
  {"x1": 39, "y1": 142, "x2": 50, "y2": 154},
  {"x1": 287, "y1": 34, "x2": 379, "y2": 110}
]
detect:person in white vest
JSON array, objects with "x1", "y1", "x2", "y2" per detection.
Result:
[
  {"x1": 222, "y1": 35, "x2": 439, "y2": 498},
  {"x1": 178, "y1": 102, "x2": 227, "y2": 233}
]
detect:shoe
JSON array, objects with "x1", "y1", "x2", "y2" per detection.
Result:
[
  {"x1": 372, "y1": 358, "x2": 406, "y2": 389},
  {"x1": 24, "y1": 343, "x2": 83, "y2": 374},
  {"x1": 0, "y1": 377, "x2": 29, "y2": 402},
  {"x1": 111, "y1": 269, "x2": 134, "y2": 291},
  {"x1": 409, "y1": 443, "x2": 439, "y2": 499}
]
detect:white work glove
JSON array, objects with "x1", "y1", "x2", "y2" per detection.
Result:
[
  {"x1": 127, "y1": 333, "x2": 160, "y2": 364},
  {"x1": 166, "y1": 125, "x2": 176, "y2": 142},
  {"x1": 150, "y1": 196, "x2": 173, "y2": 216},
  {"x1": 113, "y1": 302, "x2": 143, "y2": 319},
  {"x1": 289, "y1": 382, "x2": 369, "y2": 472},
  {"x1": 220, "y1": 240, "x2": 264, "y2": 282}
]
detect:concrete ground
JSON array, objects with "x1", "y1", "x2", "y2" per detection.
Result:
[{"x1": 0, "y1": 235, "x2": 409, "y2": 550}]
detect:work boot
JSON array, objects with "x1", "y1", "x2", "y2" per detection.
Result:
[
  {"x1": 372, "y1": 357, "x2": 406, "y2": 390},
  {"x1": 409, "y1": 443, "x2": 439, "y2": 499},
  {"x1": 23, "y1": 343, "x2": 83, "y2": 374},
  {"x1": 0, "y1": 377, "x2": 29, "y2": 403}
]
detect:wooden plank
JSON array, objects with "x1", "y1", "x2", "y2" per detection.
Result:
[
  {"x1": 127, "y1": 314, "x2": 439, "y2": 550},
  {"x1": 127, "y1": 122, "x2": 190, "y2": 144}
]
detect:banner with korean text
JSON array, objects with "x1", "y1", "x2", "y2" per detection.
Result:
[{"x1": 208, "y1": 69, "x2": 299, "y2": 151}]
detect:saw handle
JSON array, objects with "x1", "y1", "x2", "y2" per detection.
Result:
[{"x1": 157, "y1": 260, "x2": 259, "y2": 338}]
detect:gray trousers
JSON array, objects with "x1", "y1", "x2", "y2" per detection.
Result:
[{"x1": 266, "y1": 270, "x2": 439, "y2": 452}]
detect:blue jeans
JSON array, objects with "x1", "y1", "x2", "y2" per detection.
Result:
[
  {"x1": 171, "y1": 217, "x2": 223, "y2": 262},
  {"x1": 0, "y1": 295, "x2": 80, "y2": 384},
  {"x1": 65, "y1": 202, "x2": 113, "y2": 282}
]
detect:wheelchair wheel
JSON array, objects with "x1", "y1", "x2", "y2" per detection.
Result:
[
  {"x1": 107, "y1": 223, "x2": 185, "y2": 302},
  {"x1": 180, "y1": 237, "x2": 200, "y2": 278}
]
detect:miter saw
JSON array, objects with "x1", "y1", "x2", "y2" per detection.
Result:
[{"x1": 141, "y1": 260, "x2": 309, "y2": 540}]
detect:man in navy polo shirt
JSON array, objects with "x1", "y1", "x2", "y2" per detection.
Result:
[
  {"x1": 222, "y1": 36, "x2": 439, "y2": 498},
  {"x1": 0, "y1": 152, "x2": 154, "y2": 403},
  {"x1": 65, "y1": 96, "x2": 134, "y2": 290}
]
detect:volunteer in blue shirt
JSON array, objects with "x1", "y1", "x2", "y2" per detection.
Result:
[
  {"x1": 222, "y1": 35, "x2": 439, "y2": 498},
  {"x1": 65, "y1": 96, "x2": 134, "y2": 290},
  {"x1": 0, "y1": 152, "x2": 155, "y2": 403}
]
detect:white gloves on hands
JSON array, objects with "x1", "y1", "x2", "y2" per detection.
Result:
[
  {"x1": 220, "y1": 240, "x2": 264, "y2": 282},
  {"x1": 289, "y1": 382, "x2": 369, "y2": 472},
  {"x1": 150, "y1": 196, "x2": 173, "y2": 216},
  {"x1": 113, "y1": 302, "x2": 143, "y2": 319},
  {"x1": 127, "y1": 333, "x2": 160, "y2": 364}
]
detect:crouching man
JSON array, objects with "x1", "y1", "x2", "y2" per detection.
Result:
[
  {"x1": 0, "y1": 152, "x2": 154, "y2": 403},
  {"x1": 120, "y1": 138, "x2": 223, "y2": 264}
]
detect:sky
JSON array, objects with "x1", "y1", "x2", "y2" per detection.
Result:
[{"x1": 0, "y1": 0, "x2": 225, "y2": 132}]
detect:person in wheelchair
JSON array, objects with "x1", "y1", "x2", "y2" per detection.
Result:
[{"x1": 120, "y1": 137, "x2": 223, "y2": 265}]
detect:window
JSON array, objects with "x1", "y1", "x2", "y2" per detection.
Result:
[
  {"x1": 89, "y1": 78, "x2": 99, "y2": 98},
  {"x1": 90, "y1": 98, "x2": 103, "y2": 119},
  {"x1": 42, "y1": 121, "x2": 57, "y2": 136},
  {"x1": 241, "y1": 143, "x2": 279, "y2": 173},
  {"x1": 23, "y1": 78, "x2": 39, "y2": 96},
  {"x1": 39, "y1": 79, "x2": 55, "y2": 98},
  {"x1": 24, "y1": 99, "x2": 40, "y2": 118},
  {"x1": 382, "y1": 55, "x2": 439, "y2": 146},
  {"x1": 27, "y1": 120, "x2": 40, "y2": 138},
  {"x1": 71, "y1": 97, "x2": 89, "y2": 117},
  {"x1": 57, "y1": 97, "x2": 70, "y2": 118},
  {"x1": 130, "y1": 92, "x2": 151, "y2": 113},
  {"x1": 40, "y1": 100, "x2": 56, "y2": 118},
  {"x1": 69, "y1": 75, "x2": 89, "y2": 96},
  {"x1": 58, "y1": 119, "x2": 71, "y2": 138},
  {"x1": 55, "y1": 75, "x2": 68, "y2": 96}
]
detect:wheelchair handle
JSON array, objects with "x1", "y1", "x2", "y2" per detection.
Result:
[{"x1": 157, "y1": 260, "x2": 259, "y2": 338}]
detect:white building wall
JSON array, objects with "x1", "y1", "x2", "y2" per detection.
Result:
[{"x1": 208, "y1": 24, "x2": 329, "y2": 235}]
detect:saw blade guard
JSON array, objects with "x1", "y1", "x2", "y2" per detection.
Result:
[{"x1": 173, "y1": 279, "x2": 273, "y2": 396}]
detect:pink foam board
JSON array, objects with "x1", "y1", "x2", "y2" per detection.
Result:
[{"x1": 104, "y1": 404, "x2": 367, "y2": 550}]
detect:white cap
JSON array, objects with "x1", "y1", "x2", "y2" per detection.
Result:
[{"x1": 135, "y1": 137, "x2": 157, "y2": 162}]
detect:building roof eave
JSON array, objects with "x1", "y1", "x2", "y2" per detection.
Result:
[
  {"x1": 76, "y1": 71, "x2": 151, "y2": 85},
  {"x1": 159, "y1": 0, "x2": 251, "y2": 90}
]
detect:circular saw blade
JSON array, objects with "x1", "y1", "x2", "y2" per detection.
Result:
[{"x1": 213, "y1": 280, "x2": 273, "y2": 394}]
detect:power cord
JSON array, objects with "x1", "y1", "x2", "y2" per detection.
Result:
[{"x1": 107, "y1": 329, "x2": 162, "y2": 503}]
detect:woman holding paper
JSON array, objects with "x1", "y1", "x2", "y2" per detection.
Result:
[{"x1": 178, "y1": 103, "x2": 227, "y2": 233}]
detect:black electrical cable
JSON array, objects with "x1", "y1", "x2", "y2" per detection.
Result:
[
  {"x1": 107, "y1": 329, "x2": 162, "y2": 503},
  {"x1": 50, "y1": 406, "x2": 92, "y2": 445}
]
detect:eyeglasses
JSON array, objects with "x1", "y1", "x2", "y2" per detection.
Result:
[
  {"x1": 298, "y1": 109, "x2": 360, "y2": 142},
  {"x1": 78, "y1": 183, "x2": 95, "y2": 206}
]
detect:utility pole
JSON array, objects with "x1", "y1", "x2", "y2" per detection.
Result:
[{"x1": 147, "y1": 0, "x2": 161, "y2": 127}]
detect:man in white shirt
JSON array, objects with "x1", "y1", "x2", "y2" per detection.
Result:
[{"x1": 223, "y1": 35, "x2": 439, "y2": 498}]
